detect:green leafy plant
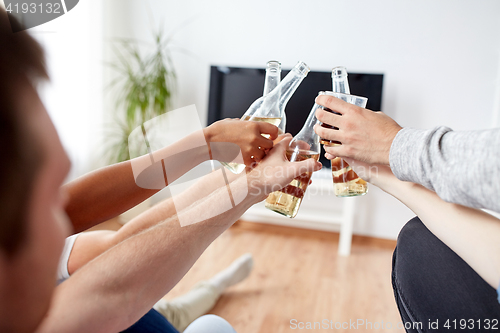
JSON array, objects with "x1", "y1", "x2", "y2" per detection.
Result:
[{"x1": 105, "y1": 31, "x2": 176, "y2": 164}]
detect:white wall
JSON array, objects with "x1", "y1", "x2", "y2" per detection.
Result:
[
  {"x1": 104, "y1": 0, "x2": 500, "y2": 239},
  {"x1": 32, "y1": 0, "x2": 104, "y2": 180}
]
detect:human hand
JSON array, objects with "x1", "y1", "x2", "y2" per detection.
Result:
[
  {"x1": 273, "y1": 133, "x2": 292, "y2": 145},
  {"x1": 246, "y1": 135, "x2": 322, "y2": 201},
  {"x1": 313, "y1": 95, "x2": 402, "y2": 165},
  {"x1": 204, "y1": 119, "x2": 279, "y2": 166}
]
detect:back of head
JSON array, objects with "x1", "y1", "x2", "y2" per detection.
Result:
[{"x1": 0, "y1": 8, "x2": 48, "y2": 257}]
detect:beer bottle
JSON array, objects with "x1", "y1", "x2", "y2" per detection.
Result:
[
  {"x1": 265, "y1": 100, "x2": 321, "y2": 218},
  {"x1": 222, "y1": 61, "x2": 309, "y2": 174}
]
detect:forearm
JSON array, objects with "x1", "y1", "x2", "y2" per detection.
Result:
[
  {"x1": 64, "y1": 161, "x2": 157, "y2": 232},
  {"x1": 374, "y1": 174, "x2": 500, "y2": 289},
  {"x1": 64, "y1": 130, "x2": 210, "y2": 232},
  {"x1": 41, "y1": 175, "x2": 254, "y2": 333},
  {"x1": 68, "y1": 167, "x2": 242, "y2": 274},
  {"x1": 390, "y1": 127, "x2": 500, "y2": 212},
  {"x1": 112, "y1": 167, "x2": 242, "y2": 245}
]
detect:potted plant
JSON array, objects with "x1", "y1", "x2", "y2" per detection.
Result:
[{"x1": 106, "y1": 31, "x2": 176, "y2": 223}]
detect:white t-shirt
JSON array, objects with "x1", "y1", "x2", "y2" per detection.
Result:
[{"x1": 56, "y1": 234, "x2": 79, "y2": 284}]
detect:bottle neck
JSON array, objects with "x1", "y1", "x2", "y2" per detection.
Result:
[
  {"x1": 263, "y1": 65, "x2": 281, "y2": 96},
  {"x1": 291, "y1": 103, "x2": 320, "y2": 152},
  {"x1": 332, "y1": 66, "x2": 350, "y2": 94},
  {"x1": 333, "y1": 79, "x2": 350, "y2": 94},
  {"x1": 276, "y1": 68, "x2": 307, "y2": 109}
]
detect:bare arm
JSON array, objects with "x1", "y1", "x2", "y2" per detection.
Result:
[
  {"x1": 67, "y1": 167, "x2": 241, "y2": 274},
  {"x1": 67, "y1": 134, "x2": 290, "y2": 274},
  {"x1": 38, "y1": 137, "x2": 321, "y2": 333},
  {"x1": 344, "y1": 157, "x2": 500, "y2": 289},
  {"x1": 64, "y1": 120, "x2": 278, "y2": 233}
]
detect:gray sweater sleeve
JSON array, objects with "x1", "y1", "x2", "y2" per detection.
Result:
[{"x1": 389, "y1": 126, "x2": 500, "y2": 213}]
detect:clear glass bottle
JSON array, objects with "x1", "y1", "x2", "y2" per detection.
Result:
[
  {"x1": 323, "y1": 67, "x2": 368, "y2": 197},
  {"x1": 332, "y1": 66, "x2": 350, "y2": 95},
  {"x1": 223, "y1": 61, "x2": 309, "y2": 174},
  {"x1": 319, "y1": 66, "x2": 348, "y2": 146},
  {"x1": 261, "y1": 60, "x2": 285, "y2": 134},
  {"x1": 265, "y1": 101, "x2": 321, "y2": 218}
]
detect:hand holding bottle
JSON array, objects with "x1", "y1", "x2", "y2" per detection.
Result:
[
  {"x1": 265, "y1": 101, "x2": 322, "y2": 218},
  {"x1": 247, "y1": 135, "x2": 322, "y2": 201},
  {"x1": 314, "y1": 94, "x2": 402, "y2": 166},
  {"x1": 204, "y1": 118, "x2": 279, "y2": 166},
  {"x1": 221, "y1": 61, "x2": 310, "y2": 174}
]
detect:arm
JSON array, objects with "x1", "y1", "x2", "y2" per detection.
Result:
[
  {"x1": 388, "y1": 126, "x2": 500, "y2": 212},
  {"x1": 67, "y1": 167, "x2": 241, "y2": 274},
  {"x1": 314, "y1": 95, "x2": 500, "y2": 212},
  {"x1": 64, "y1": 119, "x2": 278, "y2": 233},
  {"x1": 68, "y1": 134, "x2": 290, "y2": 274},
  {"x1": 39, "y1": 137, "x2": 321, "y2": 333},
  {"x1": 342, "y1": 157, "x2": 500, "y2": 290}
]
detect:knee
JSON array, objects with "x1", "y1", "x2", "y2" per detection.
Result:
[
  {"x1": 183, "y1": 315, "x2": 236, "y2": 333},
  {"x1": 393, "y1": 217, "x2": 432, "y2": 280},
  {"x1": 396, "y1": 216, "x2": 426, "y2": 249}
]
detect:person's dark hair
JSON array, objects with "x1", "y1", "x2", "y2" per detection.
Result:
[{"x1": 0, "y1": 8, "x2": 48, "y2": 257}]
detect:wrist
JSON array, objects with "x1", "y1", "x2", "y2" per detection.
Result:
[
  {"x1": 203, "y1": 126, "x2": 215, "y2": 159},
  {"x1": 227, "y1": 172, "x2": 263, "y2": 209},
  {"x1": 244, "y1": 169, "x2": 270, "y2": 204},
  {"x1": 374, "y1": 173, "x2": 413, "y2": 198},
  {"x1": 203, "y1": 125, "x2": 215, "y2": 143}
]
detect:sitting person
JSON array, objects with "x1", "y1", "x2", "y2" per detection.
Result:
[
  {"x1": 314, "y1": 94, "x2": 500, "y2": 332},
  {"x1": 0, "y1": 10, "x2": 322, "y2": 333}
]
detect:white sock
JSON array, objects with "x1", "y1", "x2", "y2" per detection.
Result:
[{"x1": 208, "y1": 253, "x2": 253, "y2": 294}]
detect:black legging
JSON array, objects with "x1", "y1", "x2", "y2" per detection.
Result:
[{"x1": 392, "y1": 217, "x2": 500, "y2": 333}]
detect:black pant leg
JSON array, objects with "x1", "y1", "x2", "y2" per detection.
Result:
[{"x1": 392, "y1": 217, "x2": 500, "y2": 333}]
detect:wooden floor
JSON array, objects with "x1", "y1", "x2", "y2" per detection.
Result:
[{"x1": 159, "y1": 221, "x2": 402, "y2": 333}]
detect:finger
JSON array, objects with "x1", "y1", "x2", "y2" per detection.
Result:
[
  {"x1": 257, "y1": 121, "x2": 279, "y2": 140},
  {"x1": 323, "y1": 144, "x2": 344, "y2": 157},
  {"x1": 273, "y1": 135, "x2": 293, "y2": 150},
  {"x1": 251, "y1": 148, "x2": 266, "y2": 162},
  {"x1": 315, "y1": 95, "x2": 352, "y2": 115},
  {"x1": 324, "y1": 152, "x2": 335, "y2": 160},
  {"x1": 314, "y1": 124, "x2": 342, "y2": 143},
  {"x1": 255, "y1": 135, "x2": 274, "y2": 149},
  {"x1": 274, "y1": 133, "x2": 292, "y2": 144},
  {"x1": 243, "y1": 155, "x2": 255, "y2": 167},
  {"x1": 315, "y1": 107, "x2": 343, "y2": 127}
]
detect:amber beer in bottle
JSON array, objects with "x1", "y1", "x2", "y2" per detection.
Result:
[
  {"x1": 320, "y1": 67, "x2": 369, "y2": 197},
  {"x1": 265, "y1": 102, "x2": 320, "y2": 218}
]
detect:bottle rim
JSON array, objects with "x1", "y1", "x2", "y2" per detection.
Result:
[
  {"x1": 266, "y1": 60, "x2": 282, "y2": 73},
  {"x1": 293, "y1": 61, "x2": 310, "y2": 76},
  {"x1": 331, "y1": 66, "x2": 348, "y2": 79}
]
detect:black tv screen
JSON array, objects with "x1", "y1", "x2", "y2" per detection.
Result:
[{"x1": 207, "y1": 65, "x2": 383, "y2": 167}]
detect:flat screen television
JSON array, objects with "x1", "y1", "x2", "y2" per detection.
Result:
[{"x1": 207, "y1": 65, "x2": 384, "y2": 167}]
